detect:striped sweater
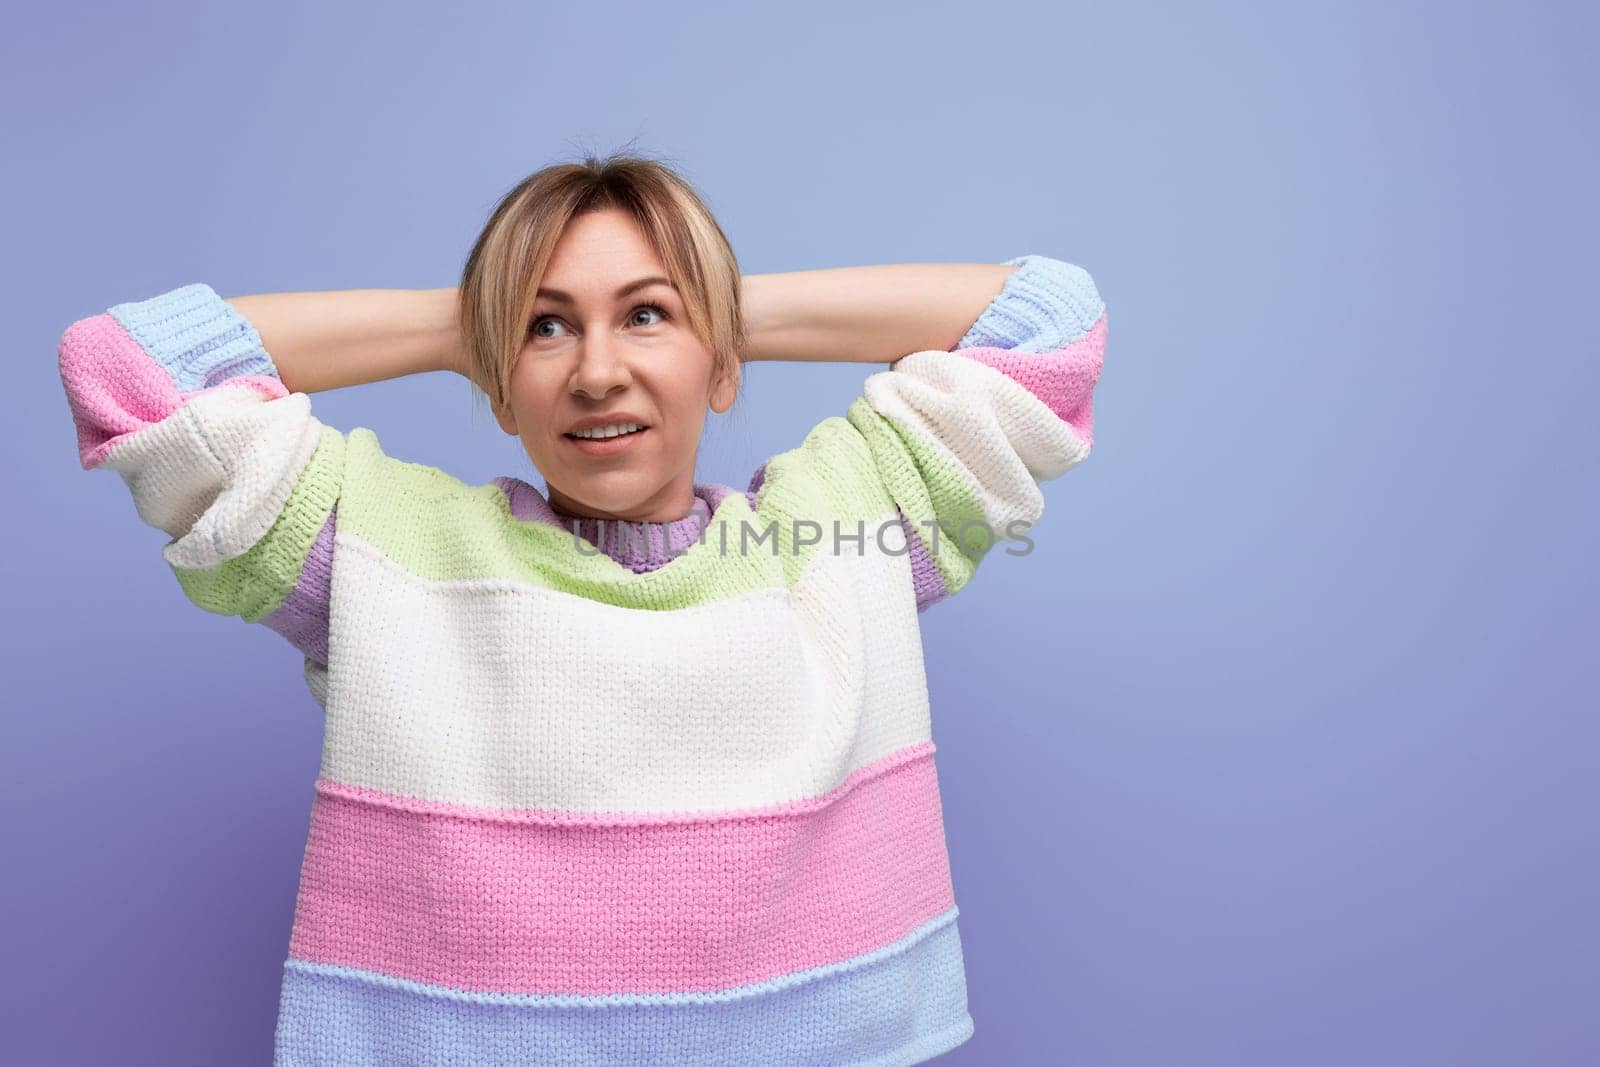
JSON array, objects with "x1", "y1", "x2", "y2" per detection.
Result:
[{"x1": 56, "y1": 254, "x2": 1107, "y2": 1066}]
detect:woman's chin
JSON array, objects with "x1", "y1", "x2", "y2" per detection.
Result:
[{"x1": 547, "y1": 476, "x2": 667, "y2": 521}]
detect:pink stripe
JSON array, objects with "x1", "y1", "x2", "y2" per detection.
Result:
[
  {"x1": 957, "y1": 312, "x2": 1107, "y2": 447},
  {"x1": 289, "y1": 744, "x2": 956, "y2": 996},
  {"x1": 57, "y1": 313, "x2": 287, "y2": 470}
]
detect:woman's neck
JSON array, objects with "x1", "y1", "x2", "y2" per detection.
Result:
[{"x1": 546, "y1": 480, "x2": 699, "y2": 524}]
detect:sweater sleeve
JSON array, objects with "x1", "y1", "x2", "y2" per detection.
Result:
[
  {"x1": 57, "y1": 283, "x2": 343, "y2": 664},
  {"x1": 843, "y1": 253, "x2": 1107, "y2": 611}
]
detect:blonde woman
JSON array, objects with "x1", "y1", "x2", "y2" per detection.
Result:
[{"x1": 57, "y1": 152, "x2": 1108, "y2": 1066}]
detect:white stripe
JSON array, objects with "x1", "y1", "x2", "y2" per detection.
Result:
[
  {"x1": 321, "y1": 520, "x2": 932, "y2": 813},
  {"x1": 863, "y1": 350, "x2": 1089, "y2": 532},
  {"x1": 100, "y1": 387, "x2": 324, "y2": 571}
]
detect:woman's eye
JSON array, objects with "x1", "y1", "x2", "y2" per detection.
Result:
[
  {"x1": 631, "y1": 304, "x2": 668, "y2": 326},
  {"x1": 528, "y1": 304, "x2": 667, "y2": 339}
]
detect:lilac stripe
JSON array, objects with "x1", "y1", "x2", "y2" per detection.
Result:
[
  {"x1": 493, "y1": 475, "x2": 941, "y2": 608},
  {"x1": 748, "y1": 458, "x2": 770, "y2": 496},
  {"x1": 900, "y1": 511, "x2": 950, "y2": 613},
  {"x1": 261, "y1": 504, "x2": 337, "y2": 664},
  {"x1": 493, "y1": 476, "x2": 755, "y2": 574},
  {"x1": 699, "y1": 482, "x2": 761, "y2": 516}
]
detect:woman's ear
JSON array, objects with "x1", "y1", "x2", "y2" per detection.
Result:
[
  {"x1": 492, "y1": 395, "x2": 518, "y2": 436},
  {"x1": 708, "y1": 359, "x2": 740, "y2": 415}
]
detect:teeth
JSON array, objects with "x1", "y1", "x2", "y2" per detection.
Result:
[{"x1": 570, "y1": 422, "x2": 644, "y2": 439}]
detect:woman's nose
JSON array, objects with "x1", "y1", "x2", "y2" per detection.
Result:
[{"x1": 569, "y1": 337, "x2": 633, "y2": 398}]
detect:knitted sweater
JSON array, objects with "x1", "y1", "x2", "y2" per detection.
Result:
[{"x1": 57, "y1": 254, "x2": 1107, "y2": 1066}]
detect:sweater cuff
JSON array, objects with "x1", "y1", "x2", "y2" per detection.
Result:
[
  {"x1": 107, "y1": 283, "x2": 281, "y2": 391},
  {"x1": 954, "y1": 254, "x2": 1105, "y2": 354}
]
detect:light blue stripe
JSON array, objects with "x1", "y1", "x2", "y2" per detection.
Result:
[
  {"x1": 108, "y1": 282, "x2": 280, "y2": 390},
  {"x1": 273, "y1": 906, "x2": 973, "y2": 1066},
  {"x1": 957, "y1": 253, "x2": 1106, "y2": 353}
]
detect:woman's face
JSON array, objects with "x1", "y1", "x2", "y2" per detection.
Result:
[{"x1": 492, "y1": 207, "x2": 738, "y2": 522}]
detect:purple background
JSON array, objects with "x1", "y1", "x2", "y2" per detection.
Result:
[{"x1": 4, "y1": 1, "x2": 1596, "y2": 1063}]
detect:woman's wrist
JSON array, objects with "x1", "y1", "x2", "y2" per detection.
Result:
[
  {"x1": 737, "y1": 274, "x2": 780, "y2": 363},
  {"x1": 424, "y1": 286, "x2": 470, "y2": 378}
]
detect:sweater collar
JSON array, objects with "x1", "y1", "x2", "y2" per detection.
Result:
[{"x1": 493, "y1": 476, "x2": 748, "y2": 573}]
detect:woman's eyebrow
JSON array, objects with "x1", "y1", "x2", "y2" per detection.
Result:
[{"x1": 536, "y1": 276, "x2": 675, "y2": 304}]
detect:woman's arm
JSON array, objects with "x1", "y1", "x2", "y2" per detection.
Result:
[
  {"x1": 57, "y1": 283, "x2": 349, "y2": 650},
  {"x1": 738, "y1": 263, "x2": 1019, "y2": 364},
  {"x1": 223, "y1": 287, "x2": 466, "y2": 394},
  {"x1": 222, "y1": 264, "x2": 1010, "y2": 393},
  {"x1": 222, "y1": 263, "x2": 1013, "y2": 394},
  {"x1": 738, "y1": 254, "x2": 1106, "y2": 612}
]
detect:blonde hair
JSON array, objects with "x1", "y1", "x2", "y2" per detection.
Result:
[{"x1": 459, "y1": 150, "x2": 746, "y2": 412}]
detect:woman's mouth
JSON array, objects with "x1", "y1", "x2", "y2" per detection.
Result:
[{"x1": 563, "y1": 423, "x2": 650, "y2": 457}]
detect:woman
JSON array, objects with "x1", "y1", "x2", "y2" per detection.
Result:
[{"x1": 57, "y1": 152, "x2": 1108, "y2": 1065}]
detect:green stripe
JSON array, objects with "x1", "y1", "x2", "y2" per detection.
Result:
[
  {"x1": 338, "y1": 430, "x2": 777, "y2": 610},
  {"x1": 845, "y1": 395, "x2": 987, "y2": 597},
  {"x1": 171, "y1": 424, "x2": 346, "y2": 621},
  {"x1": 335, "y1": 420, "x2": 919, "y2": 611}
]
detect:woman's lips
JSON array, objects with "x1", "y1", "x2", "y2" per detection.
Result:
[{"x1": 563, "y1": 426, "x2": 650, "y2": 457}]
